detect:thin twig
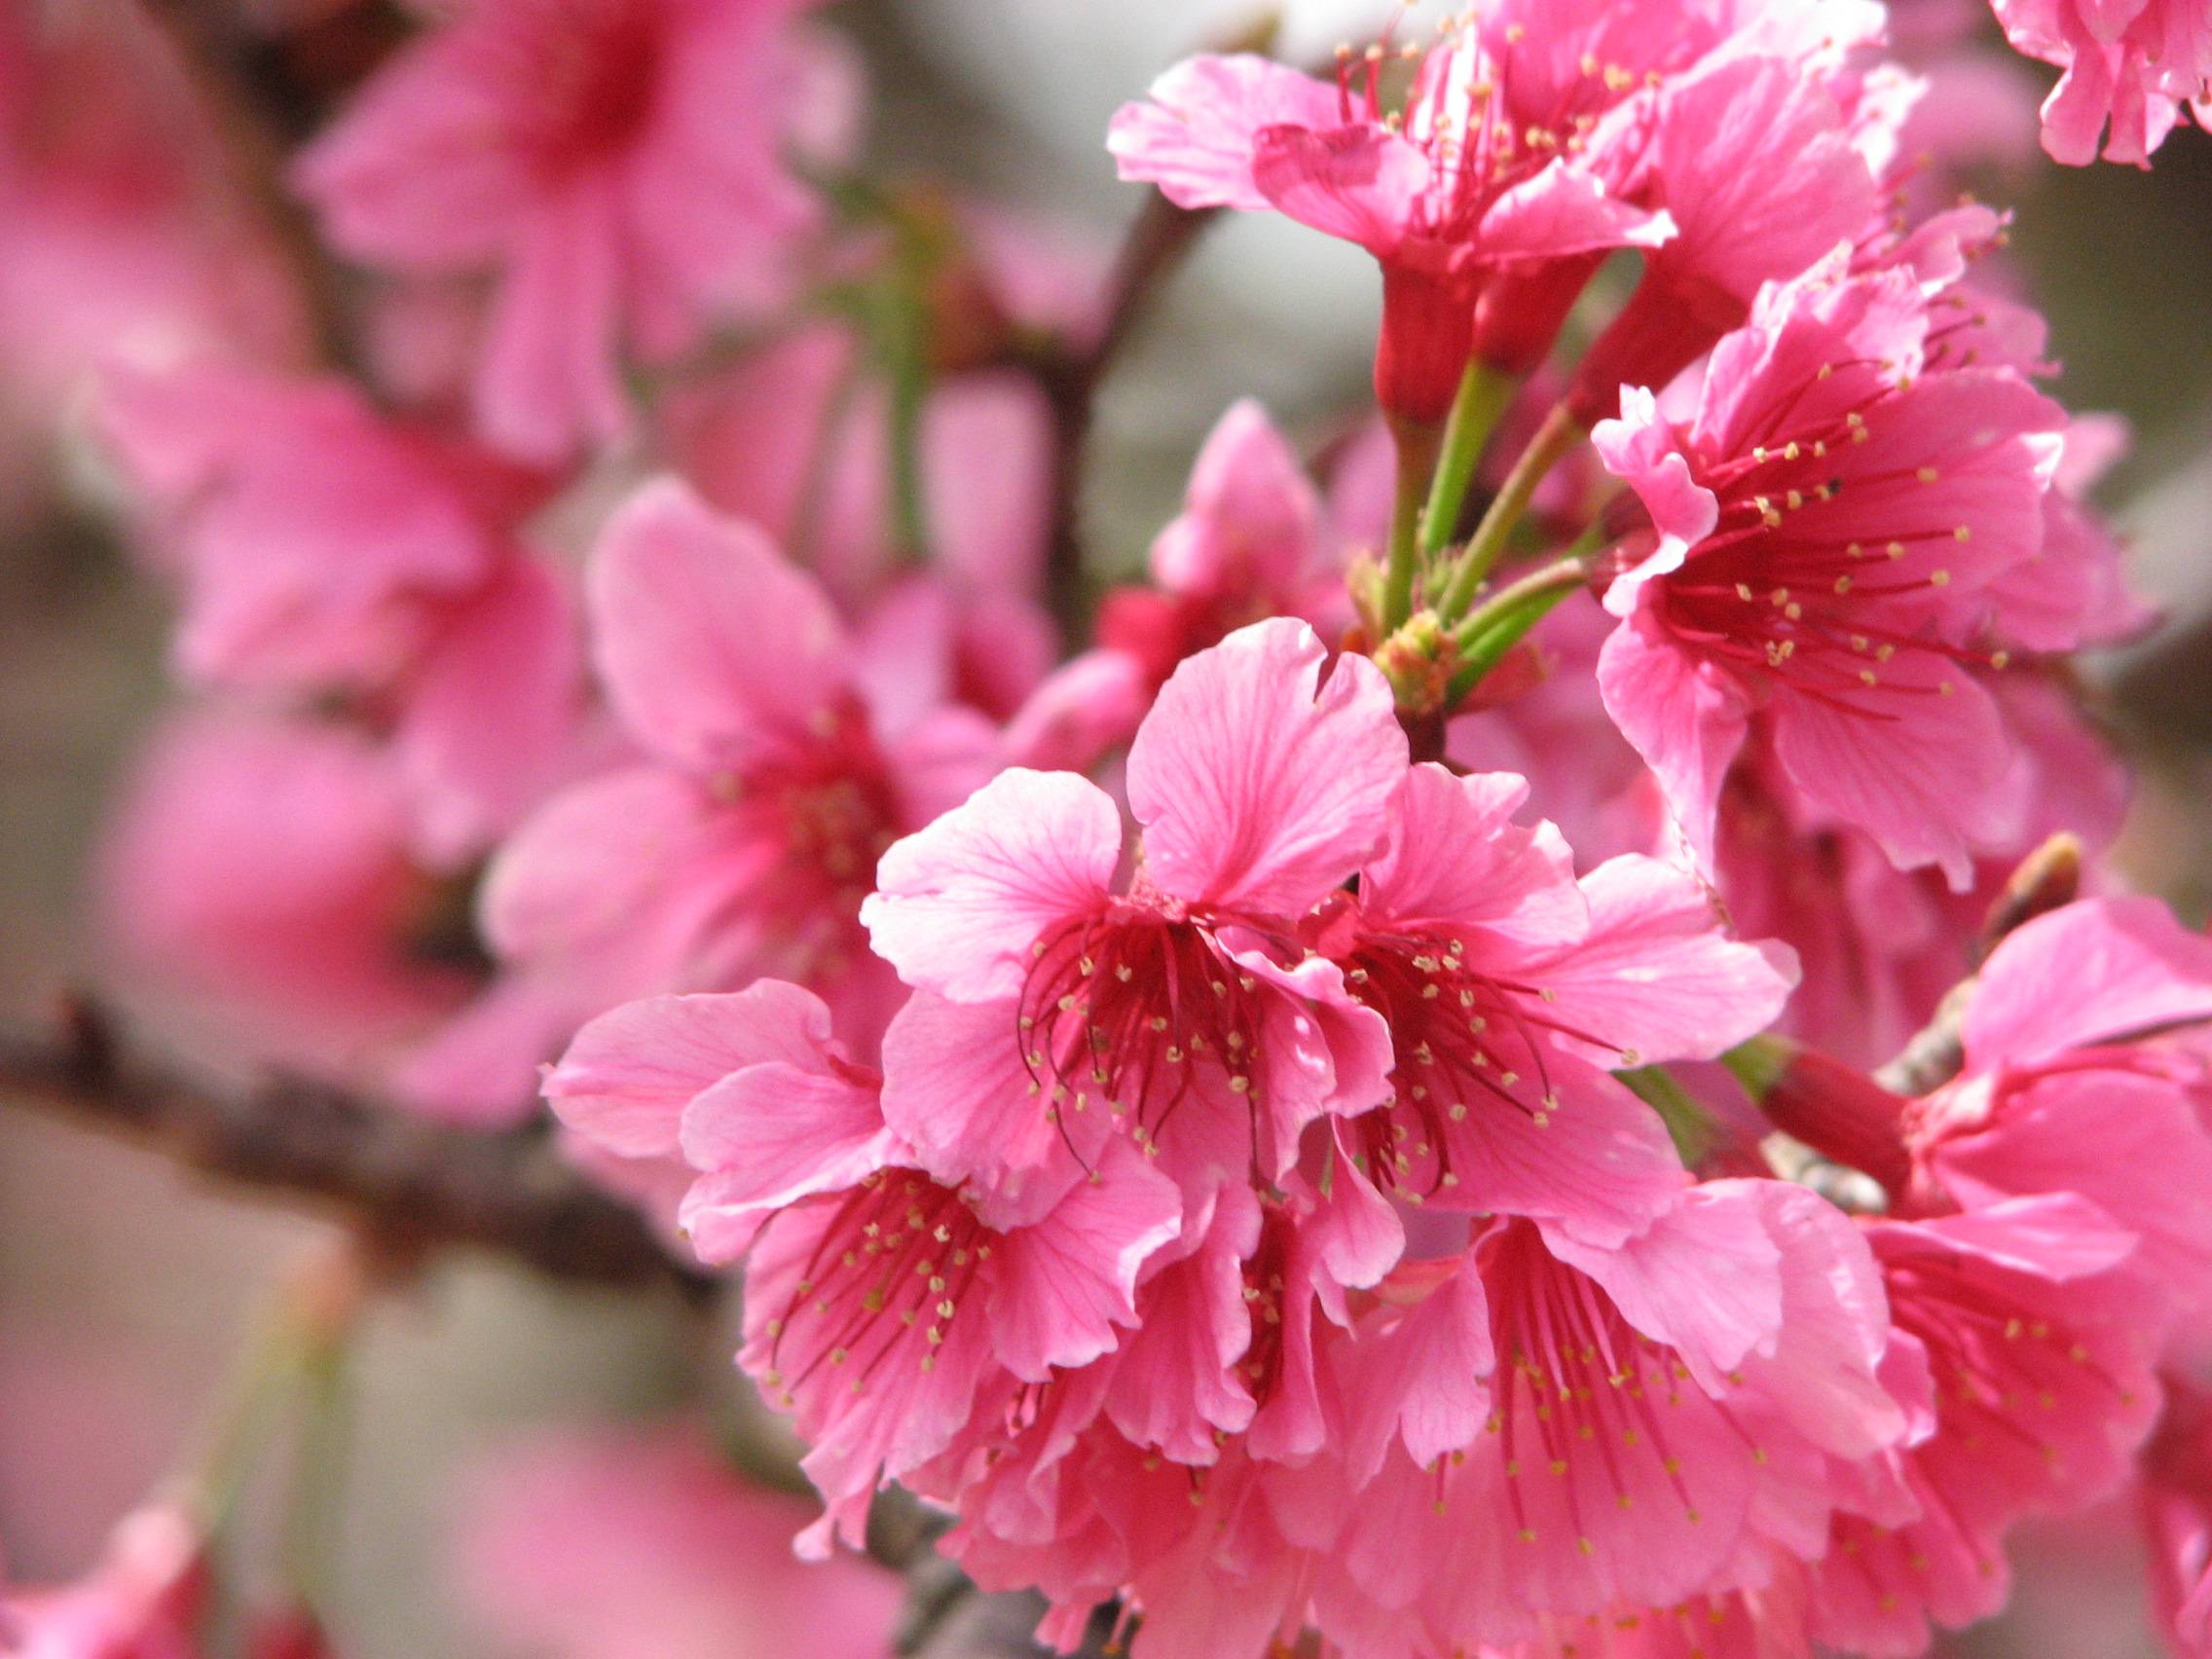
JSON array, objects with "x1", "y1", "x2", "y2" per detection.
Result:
[
  {"x1": 1021, "y1": 191, "x2": 1221, "y2": 635},
  {"x1": 0, "y1": 995, "x2": 713, "y2": 1301}
]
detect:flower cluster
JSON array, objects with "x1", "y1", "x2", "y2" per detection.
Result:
[{"x1": 16, "y1": 0, "x2": 2212, "y2": 1654}]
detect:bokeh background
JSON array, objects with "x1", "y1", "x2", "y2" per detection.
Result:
[{"x1": 3, "y1": 1, "x2": 2209, "y2": 1653}]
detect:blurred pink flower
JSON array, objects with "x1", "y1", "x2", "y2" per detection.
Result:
[
  {"x1": 100, "y1": 364, "x2": 583, "y2": 864},
  {"x1": 95, "y1": 711, "x2": 469, "y2": 1085},
  {"x1": 1992, "y1": 0, "x2": 2212, "y2": 163},
  {"x1": 294, "y1": 0, "x2": 852, "y2": 461},
  {"x1": 456, "y1": 1421, "x2": 903, "y2": 1659},
  {"x1": 1006, "y1": 400, "x2": 1351, "y2": 771},
  {"x1": 440, "y1": 480, "x2": 997, "y2": 1121}
]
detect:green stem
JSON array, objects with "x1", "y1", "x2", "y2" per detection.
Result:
[
  {"x1": 1435, "y1": 400, "x2": 1584, "y2": 622},
  {"x1": 1419, "y1": 360, "x2": 1517, "y2": 559},
  {"x1": 1382, "y1": 420, "x2": 1442, "y2": 634},
  {"x1": 1443, "y1": 556, "x2": 1588, "y2": 704},
  {"x1": 1616, "y1": 1064, "x2": 1717, "y2": 1166},
  {"x1": 282, "y1": 1335, "x2": 353, "y2": 1610}
]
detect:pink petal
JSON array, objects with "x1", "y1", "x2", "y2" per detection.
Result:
[
  {"x1": 545, "y1": 981, "x2": 839, "y2": 1161},
  {"x1": 877, "y1": 990, "x2": 1089, "y2": 1213},
  {"x1": 393, "y1": 554, "x2": 582, "y2": 866},
  {"x1": 1595, "y1": 604, "x2": 1751, "y2": 874},
  {"x1": 1357, "y1": 764, "x2": 1586, "y2": 946},
  {"x1": 1247, "y1": 125, "x2": 1430, "y2": 255},
  {"x1": 1593, "y1": 386, "x2": 1718, "y2": 613},
  {"x1": 1106, "y1": 54, "x2": 1345, "y2": 211},
  {"x1": 679, "y1": 1063, "x2": 897, "y2": 1263},
  {"x1": 474, "y1": 185, "x2": 630, "y2": 462},
  {"x1": 986, "y1": 1140, "x2": 1182, "y2": 1382},
  {"x1": 1964, "y1": 896, "x2": 2212, "y2": 1069},
  {"x1": 1149, "y1": 398, "x2": 1321, "y2": 601},
  {"x1": 1127, "y1": 619, "x2": 1405, "y2": 913},
  {"x1": 863, "y1": 768, "x2": 1124, "y2": 1003},
  {"x1": 1541, "y1": 1184, "x2": 1785, "y2": 1387},
  {"x1": 586, "y1": 477, "x2": 849, "y2": 774},
  {"x1": 1518, "y1": 853, "x2": 1797, "y2": 1066}
]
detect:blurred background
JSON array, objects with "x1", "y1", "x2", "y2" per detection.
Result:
[{"x1": 3, "y1": 0, "x2": 2209, "y2": 1653}]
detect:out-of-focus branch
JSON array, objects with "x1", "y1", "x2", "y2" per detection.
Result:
[
  {"x1": 1021, "y1": 191, "x2": 1221, "y2": 635},
  {"x1": 134, "y1": 0, "x2": 407, "y2": 371},
  {"x1": 0, "y1": 995, "x2": 713, "y2": 1301}
]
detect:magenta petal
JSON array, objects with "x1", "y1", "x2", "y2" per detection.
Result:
[{"x1": 1127, "y1": 619, "x2": 1406, "y2": 913}]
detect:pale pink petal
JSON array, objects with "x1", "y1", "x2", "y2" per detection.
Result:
[
  {"x1": 1106, "y1": 54, "x2": 1345, "y2": 211},
  {"x1": 1518, "y1": 854, "x2": 1797, "y2": 1066},
  {"x1": 1127, "y1": 619, "x2": 1406, "y2": 913},
  {"x1": 545, "y1": 982, "x2": 839, "y2": 1161},
  {"x1": 863, "y1": 768, "x2": 1124, "y2": 1003},
  {"x1": 586, "y1": 477, "x2": 849, "y2": 773}
]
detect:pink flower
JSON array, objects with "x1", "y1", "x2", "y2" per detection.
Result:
[
  {"x1": 862, "y1": 619, "x2": 1404, "y2": 1202},
  {"x1": 2144, "y1": 1381, "x2": 2212, "y2": 1658},
  {"x1": 1006, "y1": 400, "x2": 1350, "y2": 771},
  {"x1": 1566, "y1": 39, "x2": 1889, "y2": 421},
  {"x1": 1593, "y1": 264, "x2": 2068, "y2": 887},
  {"x1": 546, "y1": 980, "x2": 1182, "y2": 1557},
  {"x1": 0, "y1": 1504, "x2": 207, "y2": 1659},
  {"x1": 455, "y1": 1420, "x2": 903, "y2": 1659},
  {"x1": 1902, "y1": 898, "x2": 2212, "y2": 1312},
  {"x1": 1707, "y1": 676, "x2": 2130, "y2": 1069},
  {"x1": 665, "y1": 324, "x2": 1057, "y2": 625},
  {"x1": 1808, "y1": 1198, "x2": 2167, "y2": 1654},
  {"x1": 460, "y1": 479, "x2": 998, "y2": 1115},
  {"x1": 1325, "y1": 1180, "x2": 1905, "y2": 1653},
  {"x1": 1307, "y1": 763, "x2": 1793, "y2": 1245},
  {"x1": 0, "y1": 7, "x2": 309, "y2": 445},
  {"x1": 1108, "y1": 3, "x2": 1713, "y2": 418},
  {"x1": 94, "y1": 711, "x2": 469, "y2": 1088},
  {"x1": 1992, "y1": 0, "x2": 2212, "y2": 163},
  {"x1": 99, "y1": 364, "x2": 583, "y2": 865},
  {"x1": 293, "y1": 0, "x2": 852, "y2": 461}
]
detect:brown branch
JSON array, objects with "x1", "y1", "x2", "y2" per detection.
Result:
[
  {"x1": 0, "y1": 996, "x2": 713, "y2": 1302},
  {"x1": 1874, "y1": 832, "x2": 2085, "y2": 1097},
  {"x1": 1023, "y1": 191, "x2": 1221, "y2": 637}
]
